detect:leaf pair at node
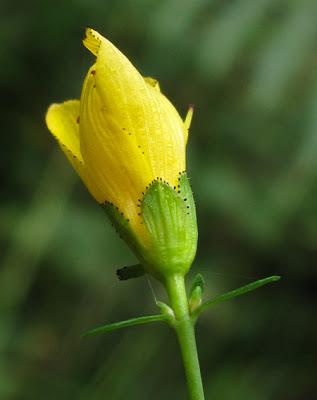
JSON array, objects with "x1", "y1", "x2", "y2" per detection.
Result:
[{"x1": 82, "y1": 275, "x2": 281, "y2": 337}]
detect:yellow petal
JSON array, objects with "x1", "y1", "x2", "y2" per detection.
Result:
[
  {"x1": 45, "y1": 100, "x2": 104, "y2": 202},
  {"x1": 82, "y1": 28, "x2": 104, "y2": 56},
  {"x1": 80, "y1": 28, "x2": 188, "y2": 236},
  {"x1": 46, "y1": 100, "x2": 82, "y2": 161},
  {"x1": 83, "y1": 29, "x2": 186, "y2": 187},
  {"x1": 79, "y1": 66, "x2": 153, "y2": 237},
  {"x1": 184, "y1": 105, "x2": 194, "y2": 145}
]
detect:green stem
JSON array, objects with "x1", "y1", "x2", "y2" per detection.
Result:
[{"x1": 165, "y1": 274, "x2": 205, "y2": 400}]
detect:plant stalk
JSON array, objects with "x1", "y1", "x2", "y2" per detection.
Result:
[{"x1": 165, "y1": 274, "x2": 205, "y2": 400}]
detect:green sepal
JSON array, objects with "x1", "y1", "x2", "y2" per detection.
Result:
[
  {"x1": 82, "y1": 314, "x2": 168, "y2": 337},
  {"x1": 191, "y1": 275, "x2": 281, "y2": 321},
  {"x1": 141, "y1": 173, "x2": 198, "y2": 278},
  {"x1": 116, "y1": 264, "x2": 145, "y2": 281}
]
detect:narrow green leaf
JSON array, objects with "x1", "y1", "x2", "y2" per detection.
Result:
[
  {"x1": 193, "y1": 275, "x2": 281, "y2": 319},
  {"x1": 82, "y1": 314, "x2": 167, "y2": 337}
]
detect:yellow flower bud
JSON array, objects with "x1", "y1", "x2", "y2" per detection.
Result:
[{"x1": 45, "y1": 28, "x2": 197, "y2": 280}]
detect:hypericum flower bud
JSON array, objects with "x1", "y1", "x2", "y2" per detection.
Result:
[{"x1": 45, "y1": 28, "x2": 197, "y2": 280}]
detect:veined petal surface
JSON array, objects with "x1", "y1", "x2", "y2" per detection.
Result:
[{"x1": 79, "y1": 28, "x2": 188, "y2": 235}]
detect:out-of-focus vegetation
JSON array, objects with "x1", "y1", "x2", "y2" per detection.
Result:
[{"x1": 1, "y1": 0, "x2": 317, "y2": 399}]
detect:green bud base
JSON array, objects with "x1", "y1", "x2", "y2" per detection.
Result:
[{"x1": 102, "y1": 173, "x2": 198, "y2": 281}]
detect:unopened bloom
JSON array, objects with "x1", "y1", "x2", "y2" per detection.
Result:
[{"x1": 46, "y1": 28, "x2": 197, "y2": 280}]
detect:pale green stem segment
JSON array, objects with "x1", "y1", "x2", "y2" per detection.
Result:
[
  {"x1": 165, "y1": 274, "x2": 205, "y2": 400},
  {"x1": 82, "y1": 314, "x2": 167, "y2": 337},
  {"x1": 192, "y1": 275, "x2": 281, "y2": 320}
]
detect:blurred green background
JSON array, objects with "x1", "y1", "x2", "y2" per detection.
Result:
[{"x1": 1, "y1": 0, "x2": 317, "y2": 398}]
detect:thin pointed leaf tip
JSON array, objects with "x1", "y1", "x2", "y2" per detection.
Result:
[{"x1": 45, "y1": 28, "x2": 198, "y2": 280}]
